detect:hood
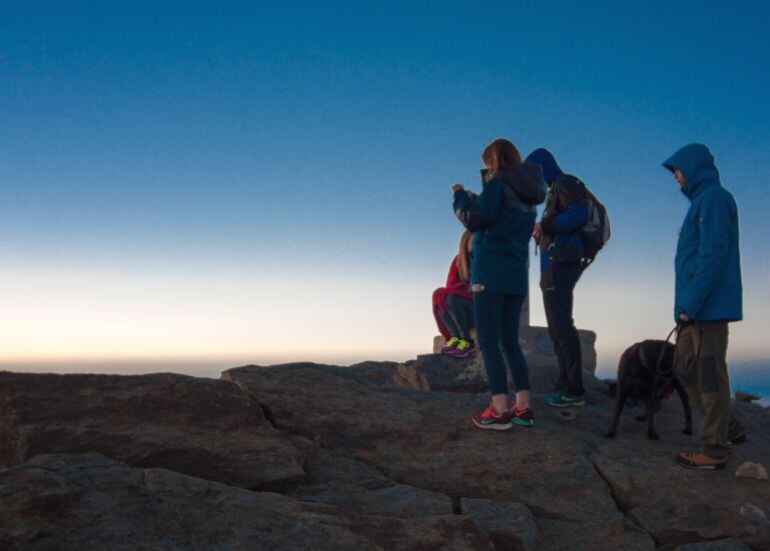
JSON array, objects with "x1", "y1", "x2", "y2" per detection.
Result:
[
  {"x1": 480, "y1": 164, "x2": 547, "y2": 205},
  {"x1": 524, "y1": 148, "x2": 564, "y2": 185},
  {"x1": 662, "y1": 143, "x2": 721, "y2": 198}
]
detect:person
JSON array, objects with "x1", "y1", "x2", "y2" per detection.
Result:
[
  {"x1": 433, "y1": 231, "x2": 476, "y2": 358},
  {"x1": 525, "y1": 148, "x2": 589, "y2": 408},
  {"x1": 452, "y1": 138, "x2": 546, "y2": 430},
  {"x1": 663, "y1": 143, "x2": 746, "y2": 471}
]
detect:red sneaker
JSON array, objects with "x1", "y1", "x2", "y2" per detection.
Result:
[
  {"x1": 472, "y1": 404, "x2": 512, "y2": 430},
  {"x1": 510, "y1": 405, "x2": 534, "y2": 427}
]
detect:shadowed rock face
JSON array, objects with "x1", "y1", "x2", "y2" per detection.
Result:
[
  {"x1": 0, "y1": 371, "x2": 305, "y2": 490},
  {"x1": 1, "y1": 358, "x2": 769, "y2": 549}
]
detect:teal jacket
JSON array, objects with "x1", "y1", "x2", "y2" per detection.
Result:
[
  {"x1": 663, "y1": 144, "x2": 742, "y2": 322},
  {"x1": 452, "y1": 166, "x2": 542, "y2": 296}
]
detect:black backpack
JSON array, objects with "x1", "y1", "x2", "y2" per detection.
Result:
[{"x1": 578, "y1": 181, "x2": 610, "y2": 267}]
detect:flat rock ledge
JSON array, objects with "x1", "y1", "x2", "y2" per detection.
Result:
[{"x1": 1, "y1": 356, "x2": 769, "y2": 550}]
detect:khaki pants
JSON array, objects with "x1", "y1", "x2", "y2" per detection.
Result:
[{"x1": 674, "y1": 321, "x2": 742, "y2": 459}]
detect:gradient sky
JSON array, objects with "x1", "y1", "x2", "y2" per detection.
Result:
[{"x1": 1, "y1": 1, "x2": 769, "y2": 377}]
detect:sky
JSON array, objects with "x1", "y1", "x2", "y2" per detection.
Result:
[{"x1": 1, "y1": 1, "x2": 769, "y2": 379}]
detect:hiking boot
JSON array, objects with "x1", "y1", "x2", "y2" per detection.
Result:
[
  {"x1": 472, "y1": 404, "x2": 512, "y2": 431},
  {"x1": 546, "y1": 391, "x2": 586, "y2": 408},
  {"x1": 511, "y1": 405, "x2": 534, "y2": 427},
  {"x1": 440, "y1": 337, "x2": 460, "y2": 354},
  {"x1": 676, "y1": 451, "x2": 727, "y2": 471},
  {"x1": 452, "y1": 339, "x2": 475, "y2": 358}
]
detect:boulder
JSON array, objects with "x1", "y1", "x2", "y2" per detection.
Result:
[
  {"x1": 432, "y1": 325, "x2": 598, "y2": 374},
  {"x1": 1, "y1": 354, "x2": 768, "y2": 549},
  {"x1": 0, "y1": 371, "x2": 304, "y2": 490},
  {"x1": 0, "y1": 453, "x2": 493, "y2": 550}
]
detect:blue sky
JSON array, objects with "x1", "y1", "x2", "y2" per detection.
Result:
[{"x1": 1, "y1": 1, "x2": 769, "y2": 376}]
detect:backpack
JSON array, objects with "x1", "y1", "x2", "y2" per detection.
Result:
[{"x1": 578, "y1": 182, "x2": 610, "y2": 267}]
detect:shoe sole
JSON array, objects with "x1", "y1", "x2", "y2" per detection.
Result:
[
  {"x1": 546, "y1": 400, "x2": 586, "y2": 408},
  {"x1": 472, "y1": 419, "x2": 512, "y2": 430},
  {"x1": 512, "y1": 418, "x2": 534, "y2": 427},
  {"x1": 676, "y1": 459, "x2": 727, "y2": 471}
]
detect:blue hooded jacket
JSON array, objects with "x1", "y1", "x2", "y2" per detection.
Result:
[
  {"x1": 663, "y1": 143, "x2": 742, "y2": 322},
  {"x1": 524, "y1": 148, "x2": 588, "y2": 270}
]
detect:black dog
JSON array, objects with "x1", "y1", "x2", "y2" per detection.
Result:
[{"x1": 603, "y1": 339, "x2": 693, "y2": 440}]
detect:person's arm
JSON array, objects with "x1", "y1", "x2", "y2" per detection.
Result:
[
  {"x1": 541, "y1": 178, "x2": 588, "y2": 234},
  {"x1": 453, "y1": 180, "x2": 503, "y2": 233},
  {"x1": 678, "y1": 193, "x2": 732, "y2": 319}
]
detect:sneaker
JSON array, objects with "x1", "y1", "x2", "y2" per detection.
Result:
[
  {"x1": 511, "y1": 405, "x2": 534, "y2": 427},
  {"x1": 676, "y1": 451, "x2": 727, "y2": 471},
  {"x1": 452, "y1": 339, "x2": 475, "y2": 358},
  {"x1": 440, "y1": 337, "x2": 460, "y2": 354},
  {"x1": 472, "y1": 404, "x2": 512, "y2": 430},
  {"x1": 546, "y1": 391, "x2": 586, "y2": 408}
]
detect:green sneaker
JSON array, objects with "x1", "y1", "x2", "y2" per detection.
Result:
[
  {"x1": 440, "y1": 337, "x2": 460, "y2": 355},
  {"x1": 546, "y1": 391, "x2": 586, "y2": 408}
]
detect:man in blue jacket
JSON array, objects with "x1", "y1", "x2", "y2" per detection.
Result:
[
  {"x1": 525, "y1": 149, "x2": 589, "y2": 407},
  {"x1": 663, "y1": 143, "x2": 745, "y2": 470}
]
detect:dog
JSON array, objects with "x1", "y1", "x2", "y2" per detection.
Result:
[{"x1": 603, "y1": 339, "x2": 693, "y2": 440}]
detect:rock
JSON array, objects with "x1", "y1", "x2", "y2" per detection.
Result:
[
  {"x1": 432, "y1": 325, "x2": 597, "y2": 374},
  {"x1": 735, "y1": 462, "x2": 768, "y2": 481},
  {"x1": 734, "y1": 391, "x2": 761, "y2": 403},
  {"x1": 1, "y1": 354, "x2": 769, "y2": 549},
  {"x1": 0, "y1": 453, "x2": 494, "y2": 550},
  {"x1": 383, "y1": 352, "x2": 608, "y2": 395},
  {"x1": 676, "y1": 539, "x2": 752, "y2": 550},
  {"x1": 460, "y1": 497, "x2": 538, "y2": 550},
  {"x1": 285, "y1": 434, "x2": 453, "y2": 518},
  {"x1": 0, "y1": 371, "x2": 304, "y2": 490},
  {"x1": 223, "y1": 362, "x2": 655, "y2": 549}
]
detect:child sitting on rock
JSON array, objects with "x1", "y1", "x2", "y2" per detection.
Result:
[{"x1": 432, "y1": 231, "x2": 475, "y2": 358}]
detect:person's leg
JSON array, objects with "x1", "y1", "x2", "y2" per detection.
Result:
[
  {"x1": 500, "y1": 295, "x2": 529, "y2": 403},
  {"x1": 445, "y1": 294, "x2": 473, "y2": 341},
  {"x1": 541, "y1": 267, "x2": 566, "y2": 393},
  {"x1": 436, "y1": 306, "x2": 461, "y2": 339},
  {"x1": 543, "y1": 263, "x2": 584, "y2": 405},
  {"x1": 553, "y1": 263, "x2": 583, "y2": 395},
  {"x1": 473, "y1": 291, "x2": 508, "y2": 410},
  {"x1": 675, "y1": 324, "x2": 703, "y2": 412},
  {"x1": 696, "y1": 321, "x2": 731, "y2": 460},
  {"x1": 500, "y1": 294, "x2": 533, "y2": 426}
]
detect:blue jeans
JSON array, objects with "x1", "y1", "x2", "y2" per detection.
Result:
[{"x1": 473, "y1": 292, "x2": 529, "y2": 396}]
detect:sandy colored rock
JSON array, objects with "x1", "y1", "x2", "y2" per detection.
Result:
[{"x1": 735, "y1": 462, "x2": 768, "y2": 481}]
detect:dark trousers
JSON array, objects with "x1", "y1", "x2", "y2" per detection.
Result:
[
  {"x1": 675, "y1": 322, "x2": 744, "y2": 459},
  {"x1": 473, "y1": 292, "x2": 529, "y2": 396},
  {"x1": 438, "y1": 294, "x2": 473, "y2": 341},
  {"x1": 541, "y1": 262, "x2": 584, "y2": 395}
]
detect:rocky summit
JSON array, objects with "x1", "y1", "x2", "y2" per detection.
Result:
[{"x1": 1, "y1": 356, "x2": 769, "y2": 550}]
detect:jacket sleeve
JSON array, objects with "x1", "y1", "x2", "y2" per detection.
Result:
[
  {"x1": 541, "y1": 178, "x2": 588, "y2": 234},
  {"x1": 453, "y1": 181, "x2": 502, "y2": 233},
  {"x1": 679, "y1": 194, "x2": 732, "y2": 319}
]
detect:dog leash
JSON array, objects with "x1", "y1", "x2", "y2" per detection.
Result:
[{"x1": 653, "y1": 324, "x2": 681, "y2": 376}]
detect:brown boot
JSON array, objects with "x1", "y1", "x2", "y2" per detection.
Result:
[{"x1": 676, "y1": 451, "x2": 727, "y2": 471}]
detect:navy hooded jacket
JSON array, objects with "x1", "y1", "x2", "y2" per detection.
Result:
[
  {"x1": 524, "y1": 148, "x2": 588, "y2": 270},
  {"x1": 452, "y1": 165, "x2": 544, "y2": 295},
  {"x1": 663, "y1": 144, "x2": 742, "y2": 322}
]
